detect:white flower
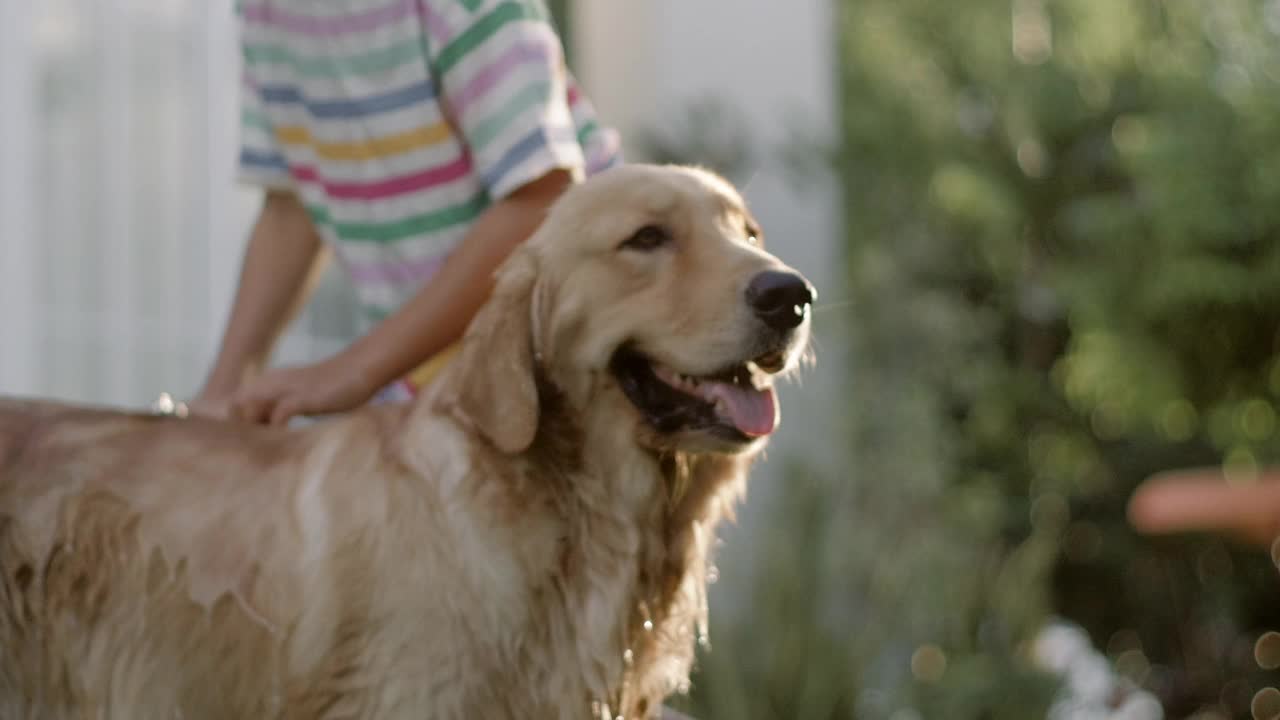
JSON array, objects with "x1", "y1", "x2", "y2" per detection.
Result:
[{"x1": 1032, "y1": 619, "x2": 1165, "y2": 720}]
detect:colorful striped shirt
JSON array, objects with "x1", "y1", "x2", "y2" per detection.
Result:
[{"x1": 236, "y1": 0, "x2": 621, "y2": 394}]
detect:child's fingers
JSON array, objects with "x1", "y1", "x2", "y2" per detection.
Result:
[
  {"x1": 187, "y1": 397, "x2": 229, "y2": 421},
  {"x1": 270, "y1": 396, "x2": 301, "y2": 426},
  {"x1": 234, "y1": 390, "x2": 277, "y2": 425},
  {"x1": 233, "y1": 398, "x2": 261, "y2": 424}
]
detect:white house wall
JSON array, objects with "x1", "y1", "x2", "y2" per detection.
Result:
[{"x1": 0, "y1": 0, "x2": 359, "y2": 406}]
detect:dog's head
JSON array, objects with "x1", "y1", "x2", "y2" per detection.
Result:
[{"x1": 441, "y1": 164, "x2": 815, "y2": 455}]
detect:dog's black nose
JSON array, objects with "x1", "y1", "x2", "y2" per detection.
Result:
[{"x1": 746, "y1": 270, "x2": 815, "y2": 331}]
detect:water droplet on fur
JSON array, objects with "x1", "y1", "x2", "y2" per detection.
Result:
[
  {"x1": 698, "y1": 634, "x2": 711, "y2": 649},
  {"x1": 643, "y1": 620, "x2": 654, "y2": 631},
  {"x1": 707, "y1": 565, "x2": 720, "y2": 584},
  {"x1": 623, "y1": 648, "x2": 634, "y2": 665}
]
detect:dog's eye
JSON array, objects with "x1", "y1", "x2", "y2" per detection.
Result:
[{"x1": 620, "y1": 224, "x2": 671, "y2": 252}]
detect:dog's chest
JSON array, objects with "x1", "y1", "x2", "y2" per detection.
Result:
[
  {"x1": 371, "y1": 419, "x2": 695, "y2": 718},
  {"x1": 354, "y1": 445, "x2": 566, "y2": 713}
]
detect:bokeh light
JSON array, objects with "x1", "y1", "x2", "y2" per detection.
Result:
[
  {"x1": 1255, "y1": 631, "x2": 1280, "y2": 670},
  {"x1": 1253, "y1": 687, "x2": 1280, "y2": 720}
]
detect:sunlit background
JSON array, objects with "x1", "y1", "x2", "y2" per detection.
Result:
[{"x1": 2, "y1": 1, "x2": 1280, "y2": 719}]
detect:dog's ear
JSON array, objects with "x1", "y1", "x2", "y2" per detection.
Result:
[{"x1": 439, "y1": 252, "x2": 540, "y2": 454}]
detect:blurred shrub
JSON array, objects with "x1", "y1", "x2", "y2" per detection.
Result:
[{"x1": 671, "y1": 1, "x2": 1280, "y2": 718}]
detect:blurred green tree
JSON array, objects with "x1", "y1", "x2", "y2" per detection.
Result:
[{"x1": 671, "y1": 1, "x2": 1280, "y2": 718}]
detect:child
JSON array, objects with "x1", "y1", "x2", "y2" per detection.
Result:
[{"x1": 191, "y1": 0, "x2": 620, "y2": 424}]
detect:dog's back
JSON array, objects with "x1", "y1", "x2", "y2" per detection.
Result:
[
  {"x1": 0, "y1": 398, "x2": 565, "y2": 720},
  {"x1": 0, "y1": 399, "x2": 301, "y2": 719}
]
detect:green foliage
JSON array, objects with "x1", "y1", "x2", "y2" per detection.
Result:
[{"x1": 676, "y1": 0, "x2": 1280, "y2": 718}]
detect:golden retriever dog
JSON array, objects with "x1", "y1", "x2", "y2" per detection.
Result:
[{"x1": 0, "y1": 164, "x2": 815, "y2": 719}]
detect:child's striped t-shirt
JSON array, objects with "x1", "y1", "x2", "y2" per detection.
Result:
[{"x1": 236, "y1": 0, "x2": 622, "y2": 393}]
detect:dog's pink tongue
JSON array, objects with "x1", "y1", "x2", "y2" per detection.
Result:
[{"x1": 705, "y1": 382, "x2": 778, "y2": 437}]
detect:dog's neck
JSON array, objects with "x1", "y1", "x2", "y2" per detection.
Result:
[{"x1": 526, "y1": 371, "x2": 751, "y2": 718}]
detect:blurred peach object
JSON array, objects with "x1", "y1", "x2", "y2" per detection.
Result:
[{"x1": 1128, "y1": 468, "x2": 1280, "y2": 547}]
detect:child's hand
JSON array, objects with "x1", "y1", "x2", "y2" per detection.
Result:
[
  {"x1": 187, "y1": 393, "x2": 234, "y2": 421},
  {"x1": 232, "y1": 356, "x2": 375, "y2": 426}
]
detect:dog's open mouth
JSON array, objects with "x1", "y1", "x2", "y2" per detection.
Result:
[{"x1": 610, "y1": 346, "x2": 782, "y2": 443}]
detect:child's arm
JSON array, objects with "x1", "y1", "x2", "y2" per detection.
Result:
[
  {"x1": 191, "y1": 190, "x2": 328, "y2": 419},
  {"x1": 230, "y1": 169, "x2": 570, "y2": 425},
  {"x1": 230, "y1": 0, "x2": 601, "y2": 425},
  {"x1": 344, "y1": 168, "x2": 572, "y2": 391}
]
